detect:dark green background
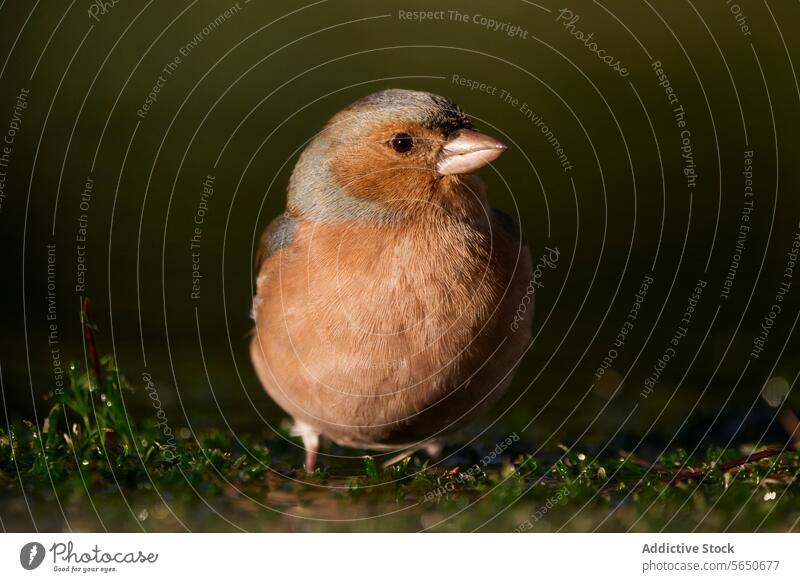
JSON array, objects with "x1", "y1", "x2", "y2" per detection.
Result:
[{"x1": 1, "y1": 0, "x2": 798, "y2": 452}]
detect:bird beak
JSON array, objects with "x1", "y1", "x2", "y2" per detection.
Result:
[{"x1": 436, "y1": 129, "x2": 508, "y2": 175}]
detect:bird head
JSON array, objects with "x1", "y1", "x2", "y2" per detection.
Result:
[{"x1": 287, "y1": 89, "x2": 507, "y2": 222}]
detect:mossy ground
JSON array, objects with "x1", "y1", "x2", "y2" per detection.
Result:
[{"x1": 2, "y1": 357, "x2": 799, "y2": 532}]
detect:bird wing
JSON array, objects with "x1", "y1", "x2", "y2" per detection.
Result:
[
  {"x1": 490, "y1": 207, "x2": 526, "y2": 244},
  {"x1": 254, "y1": 212, "x2": 296, "y2": 273}
]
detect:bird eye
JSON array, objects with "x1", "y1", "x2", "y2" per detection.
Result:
[{"x1": 389, "y1": 133, "x2": 414, "y2": 153}]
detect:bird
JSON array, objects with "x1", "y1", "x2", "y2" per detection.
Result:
[{"x1": 250, "y1": 88, "x2": 533, "y2": 471}]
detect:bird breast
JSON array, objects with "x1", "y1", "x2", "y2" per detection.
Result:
[
  {"x1": 250, "y1": 209, "x2": 534, "y2": 449},
  {"x1": 253, "y1": 216, "x2": 507, "y2": 394}
]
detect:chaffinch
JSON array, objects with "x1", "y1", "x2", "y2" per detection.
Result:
[{"x1": 250, "y1": 89, "x2": 532, "y2": 471}]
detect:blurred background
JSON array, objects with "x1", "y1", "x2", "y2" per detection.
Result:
[{"x1": 1, "y1": 0, "x2": 798, "y2": 459}]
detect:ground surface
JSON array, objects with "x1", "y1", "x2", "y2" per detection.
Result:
[{"x1": 2, "y1": 358, "x2": 799, "y2": 533}]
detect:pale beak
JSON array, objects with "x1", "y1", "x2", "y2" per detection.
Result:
[{"x1": 436, "y1": 129, "x2": 508, "y2": 175}]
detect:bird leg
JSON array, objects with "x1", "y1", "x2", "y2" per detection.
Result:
[
  {"x1": 304, "y1": 436, "x2": 319, "y2": 473},
  {"x1": 292, "y1": 421, "x2": 320, "y2": 473},
  {"x1": 425, "y1": 440, "x2": 443, "y2": 461}
]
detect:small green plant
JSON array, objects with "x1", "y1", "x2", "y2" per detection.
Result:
[
  {"x1": 48, "y1": 356, "x2": 135, "y2": 452},
  {"x1": 363, "y1": 455, "x2": 380, "y2": 482}
]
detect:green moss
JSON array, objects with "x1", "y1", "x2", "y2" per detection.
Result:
[{"x1": 2, "y1": 357, "x2": 799, "y2": 532}]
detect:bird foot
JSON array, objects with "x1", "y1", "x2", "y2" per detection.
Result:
[{"x1": 381, "y1": 440, "x2": 443, "y2": 468}]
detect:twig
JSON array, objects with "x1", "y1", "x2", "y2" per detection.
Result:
[
  {"x1": 81, "y1": 297, "x2": 103, "y2": 389},
  {"x1": 666, "y1": 443, "x2": 798, "y2": 483}
]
